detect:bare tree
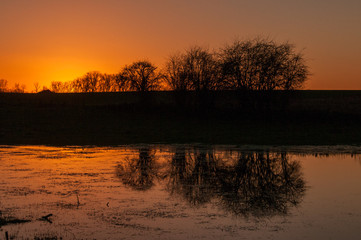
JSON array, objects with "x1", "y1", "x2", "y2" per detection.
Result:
[
  {"x1": 62, "y1": 81, "x2": 74, "y2": 93},
  {"x1": 164, "y1": 46, "x2": 222, "y2": 92},
  {"x1": 97, "y1": 73, "x2": 114, "y2": 92},
  {"x1": 12, "y1": 83, "x2": 26, "y2": 93},
  {"x1": 219, "y1": 38, "x2": 309, "y2": 91},
  {"x1": 164, "y1": 53, "x2": 190, "y2": 91},
  {"x1": 83, "y1": 71, "x2": 102, "y2": 92},
  {"x1": 281, "y1": 52, "x2": 309, "y2": 90},
  {"x1": 50, "y1": 81, "x2": 62, "y2": 93},
  {"x1": 185, "y1": 46, "x2": 221, "y2": 91},
  {"x1": 123, "y1": 61, "x2": 163, "y2": 92},
  {"x1": 252, "y1": 40, "x2": 291, "y2": 90},
  {"x1": 71, "y1": 77, "x2": 84, "y2": 93},
  {"x1": 71, "y1": 71, "x2": 102, "y2": 92},
  {"x1": 219, "y1": 39, "x2": 257, "y2": 90},
  {"x1": 33, "y1": 82, "x2": 40, "y2": 93},
  {"x1": 0, "y1": 79, "x2": 8, "y2": 92},
  {"x1": 113, "y1": 71, "x2": 129, "y2": 91}
]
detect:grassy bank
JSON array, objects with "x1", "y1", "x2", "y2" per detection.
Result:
[{"x1": 1, "y1": 91, "x2": 361, "y2": 146}]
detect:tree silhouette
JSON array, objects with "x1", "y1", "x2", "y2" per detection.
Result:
[
  {"x1": 281, "y1": 53, "x2": 309, "y2": 90},
  {"x1": 123, "y1": 61, "x2": 163, "y2": 92},
  {"x1": 50, "y1": 81, "x2": 62, "y2": 93},
  {"x1": 113, "y1": 71, "x2": 129, "y2": 92},
  {"x1": 50, "y1": 81, "x2": 73, "y2": 93},
  {"x1": 33, "y1": 82, "x2": 40, "y2": 93},
  {"x1": 219, "y1": 38, "x2": 309, "y2": 91},
  {"x1": 98, "y1": 73, "x2": 115, "y2": 92},
  {"x1": 11, "y1": 37, "x2": 308, "y2": 94},
  {"x1": 12, "y1": 83, "x2": 26, "y2": 93},
  {"x1": 164, "y1": 53, "x2": 190, "y2": 91},
  {"x1": 72, "y1": 71, "x2": 102, "y2": 92},
  {"x1": 165, "y1": 46, "x2": 221, "y2": 92},
  {"x1": 0, "y1": 79, "x2": 8, "y2": 92}
]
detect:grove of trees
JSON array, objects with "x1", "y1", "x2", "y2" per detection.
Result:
[
  {"x1": 219, "y1": 39, "x2": 308, "y2": 91},
  {"x1": 0, "y1": 38, "x2": 309, "y2": 93}
]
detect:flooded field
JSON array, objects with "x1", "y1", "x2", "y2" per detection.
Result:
[{"x1": 1, "y1": 145, "x2": 361, "y2": 239}]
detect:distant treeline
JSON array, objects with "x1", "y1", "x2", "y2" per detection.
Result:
[
  {"x1": 0, "y1": 38, "x2": 309, "y2": 93},
  {"x1": 0, "y1": 80, "x2": 26, "y2": 93}
]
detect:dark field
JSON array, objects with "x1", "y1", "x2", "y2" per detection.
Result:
[{"x1": 1, "y1": 90, "x2": 361, "y2": 146}]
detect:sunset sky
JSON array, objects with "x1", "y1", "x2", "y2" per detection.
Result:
[{"x1": 1, "y1": 0, "x2": 360, "y2": 91}]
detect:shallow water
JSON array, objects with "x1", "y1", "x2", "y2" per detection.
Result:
[{"x1": 0, "y1": 145, "x2": 361, "y2": 240}]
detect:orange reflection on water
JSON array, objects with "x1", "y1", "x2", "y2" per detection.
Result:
[{"x1": 0, "y1": 145, "x2": 361, "y2": 240}]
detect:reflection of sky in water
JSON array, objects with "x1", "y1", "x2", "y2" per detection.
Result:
[{"x1": 0, "y1": 145, "x2": 361, "y2": 239}]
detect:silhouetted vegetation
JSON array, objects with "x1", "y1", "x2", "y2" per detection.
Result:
[
  {"x1": 33, "y1": 82, "x2": 40, "y2": 93},
  {"x1": 2, "y1": 38, "x2": 361, "y2": 146},
  {"x1": 0, "y1": 79, "x2": 8, "y2": 92},
  {"x1": 219, "y1": 38, "x2": 308, "y2": 91},
  {"x1": 0, "y1": 80, "x2": 27, "y2": 93},
  {"x1": 68, "y1": 71, "x2": 104, "y2": 93},
  {"x1": 123, "y1": 61, "x2": 164, "y2": 92},
  {"x1": 165, "y1": 46, "x2": 221, "y2": 92},
  {"x1": 1, "y1": 37, "x2": 308, "y2": 93}
]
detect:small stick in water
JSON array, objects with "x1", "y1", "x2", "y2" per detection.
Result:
[
  {"x1": 40, "y1": 214, "x2": 53, "y2": 223},
  {"x1": 77, "y1": 194, "x2": 80, "y2": 207},
  {"x1": 42, "y1": 214, "x2": 53, "y2": 219}
]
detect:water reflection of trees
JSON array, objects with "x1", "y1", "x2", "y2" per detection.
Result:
[
  {"x1": 167, "y1": 147, "x2": 219, "y2": 205},
  {"x1": 116, "y1": 147, "x2": 306, "y2": 217},
  {"x1": 216, "y1": 152, "x2": 305, "y2": 216},
  {"x1": 116, "y1": 147, "x2": 158, "y2": 191}
]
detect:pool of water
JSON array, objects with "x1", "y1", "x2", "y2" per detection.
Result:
[{"x1": 0, "y1": 145, "x2": 361, "y2": 239}]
